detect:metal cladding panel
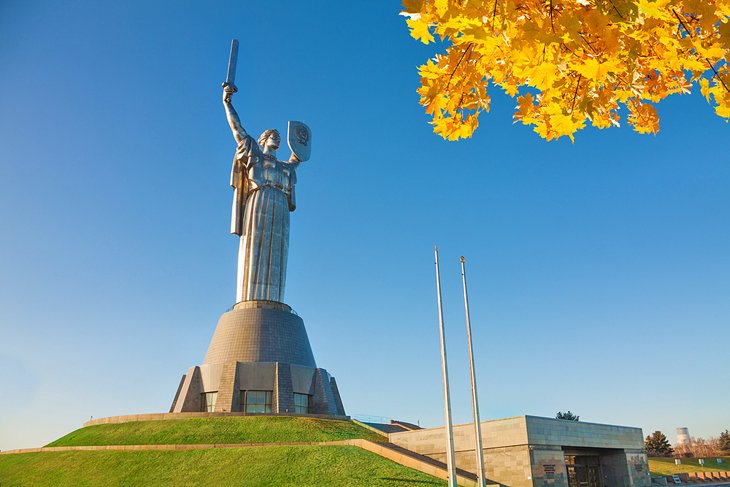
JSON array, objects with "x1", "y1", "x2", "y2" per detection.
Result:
[
  {"x1": 290, "y1": 364, "x2": 316, "y2": 394},
  {"x1": 237, "y1": 362, "x2": 277, "y2": 391},
  {"x1": 203, "y1": 306, "x2": 316, "y2": 368},
  {"x1": 199, "y1": 363, "x2": 224, "y2": 392}
]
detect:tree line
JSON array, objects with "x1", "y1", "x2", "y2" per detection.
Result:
[{"x1": 645, "y1": 430, "x2": 730, "y2": 457}]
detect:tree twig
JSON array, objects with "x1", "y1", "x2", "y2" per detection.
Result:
[
  {"x1": 549, "y1": 0, "x2": 556, "y2": 33},
  {"x1": 446, "y1": 43, "x2": 474, "y2": 90},
  {"x1": 571, "y1": 75, "x2": 582, "y2": 113},
  {"x1": 579, "y1": 33, "x2": 599, "y2": 54},
  {"x1": 608, "y1": 0, "x2": 625, "y2": 19},
  {"x1": 492, "y1": 0, "x2": 499, "y2": 31},
  {"x1": 706, "y1": 58, "x2": 730, "y2": 94},
  {"x1": 673, "y1": 9, "x2": 693, "y2": 38}
]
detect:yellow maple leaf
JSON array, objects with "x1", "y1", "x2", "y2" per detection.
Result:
[
  {"x1": 514, "y1": 93, "x2": 538, "y2": 124},
  {"x1": 418, "y1": 59, "x2": 443, "y2": 80},
  {"x1": 549, "y1": 112, "x2": 586, "y2": 142},
  {"x1": 526, "y1": 62, "x2": 560, "y2": 88},
  {"x1": 699, "y1": 78, "x2": 711, "y2": 102},
  {"x1": 407, "y1": 18, "x2": 434, "y2": 44},
  {"x1": 574, "y1": 58, "x2": 623, "y2": 81},
  {"x1": 434, "y1": 0, "x2": 449, "y2": 17},
  {"x1": 636, "y1": 0, "x2": 673, "y2": 21},
  {"x1": 716, "y1": 2, "x2": 730, "y2": 18},
  {"x1": 401, "y1": 0, "x2": 424, "y2": 15},
  {"x1": 716, "y1": 102, "x2": 730, "y2": 118},
  {"x1": 628, "y1": 102, "x2": 660, "y2": 134},
  {"x1": 458, "y1": 114, "x2": 479, "y2": 138}
]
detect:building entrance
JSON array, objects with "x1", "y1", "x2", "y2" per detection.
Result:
[{"x1": 565, "y1": 454, "x2": 602, "y2": 487}]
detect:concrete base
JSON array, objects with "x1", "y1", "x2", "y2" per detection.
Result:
[
  {"x1": 388, "y1": 416, "x2": 652, "y2": 487},
  {"x1": 170, "y1": 301, "x2": 345, "y2": 417},
  {"x1": 170, "y1": 361, "x2": 345, "y2": 416}
]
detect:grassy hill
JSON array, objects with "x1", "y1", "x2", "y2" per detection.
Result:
[
  {"x1": 46, "y1": 416, "x2": 385, "y2": 446},
  {"x1": 0, "y1": 446, "x2": 445, "y2": 486},
  {"x1": 0, "y1": 417, "x2": 446, "y2": 486},
  {"x1": 10, "y1": 417, "x2": 729, "y2": 486},
  {"x1": 648, "y1": 456, "x2": 730, "y2": 476}
]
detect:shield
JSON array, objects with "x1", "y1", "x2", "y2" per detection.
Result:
[{"x1": 287, "y1": 121, "x2": 312, "y2": 162}]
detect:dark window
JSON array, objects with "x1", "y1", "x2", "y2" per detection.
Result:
[
  {"x1": 201, "y1": 392, "x2": 217, "y2": 412},
  {"x1": 294, "y1": 393, "x2": 312, "y2": 414},
  {"x1": 243, "y1": 390, "x2": 272, "y2": 413}
]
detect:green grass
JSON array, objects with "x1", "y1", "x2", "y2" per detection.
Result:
[
  {"x1": 0, "y1": 446, "x2": 445, "y2": 486},
  {"x1": 648, "y1": 457, "x2": 730, "y2": 476},
  {"x1": 46, "y1": 416, "x2": 385, "y2": 447}
]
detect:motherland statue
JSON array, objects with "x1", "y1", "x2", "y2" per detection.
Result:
[
  {"x1": 222, "y1": 59, "x2": 311, "y2": 304},
  {"x1": 169, "y1": 40, "x2": 344, "y2": 417}
]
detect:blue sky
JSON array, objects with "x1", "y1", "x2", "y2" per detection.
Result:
[{"x1": 1, "y1": 0, "x2": 728, "y2": 451}]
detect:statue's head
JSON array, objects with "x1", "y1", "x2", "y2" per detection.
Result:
[{"x1": 258, "y1": 129, "x2": 281, "y2": 153}]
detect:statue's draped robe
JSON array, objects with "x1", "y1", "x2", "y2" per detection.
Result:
[{"x1": 231, "y1": 135, "x2": 298, "y2": 303}]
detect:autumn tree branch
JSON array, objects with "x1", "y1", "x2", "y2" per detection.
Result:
[{"x1": 706, "y1": 59, "x2": 730, "y2": 94}]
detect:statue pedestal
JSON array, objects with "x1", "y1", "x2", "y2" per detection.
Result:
[
  {"x1": 203, "y1": 301, "x2": 316, "y2": 367},
  {"x1": 170, "y1": 301, "x2": 345, "y2": 417}
]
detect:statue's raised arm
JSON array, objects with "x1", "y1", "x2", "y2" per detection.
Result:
[{"x1": 223, "y1": 84, "x2": 247, "y2": 145}]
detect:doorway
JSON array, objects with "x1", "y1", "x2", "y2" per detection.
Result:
[{"x1": 565, "y1": 454, "x2": 602, "y2": 487}]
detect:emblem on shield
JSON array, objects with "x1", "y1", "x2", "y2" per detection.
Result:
[{"x1": 288, "y1": 121, "x2": 312, "y2": 162}]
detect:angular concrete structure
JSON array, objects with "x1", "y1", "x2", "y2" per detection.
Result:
[
  {"x1": 171, "y1": 301, "x2": 345, "y2": 416},
  {"x1": 388, "y1": 416, "x2": 651, "y2": 487}
]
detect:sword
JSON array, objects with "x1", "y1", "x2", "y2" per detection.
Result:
[{"x1": 224, "y1": 39, "x2": 239, "y2": 92}]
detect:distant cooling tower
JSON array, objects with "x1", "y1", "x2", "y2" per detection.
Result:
[{"x1": 677, "y1": 427, "x2": 691, "y2": 446}]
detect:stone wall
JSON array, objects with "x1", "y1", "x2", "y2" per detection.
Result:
[
  {"x1": 626, "y1": 449, "x2": 651, "y2": 487},
  {"x1": 389, "y1": 416, "x2": 529, "y2": 456},
  {"x1": 485, "y1": 445, "x2": 533, "y2": 487},
  {"x1": 600, "y1": 449, "x2": 632, "y2": 486},
  {"x1": 525, "y1": 416, "x2": 645, "y2": 449},
  {"x1": 390, "y1": 417, "x2": 532, "y2": 485},
  {"x1": 531, "y1": 446, "x2": 569, "y2": 487},
  {"x1": 389, "y1": 416, "x2": 650, "y2": 487}
]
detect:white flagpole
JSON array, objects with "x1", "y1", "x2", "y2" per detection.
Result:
[
  {"x1": 434, "y1": 246, "x2": 457, "y2": 487},
  {"x1": 461, "y1": 256, "x2": 486, "y2": 487}
]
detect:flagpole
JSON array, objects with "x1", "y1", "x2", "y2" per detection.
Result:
[
  {"x1": 434, "y1": 246, "x2": 457, "y2": 487},
  {"x1": 461, "y1": 256, "x2": 486, "y2": 487}
]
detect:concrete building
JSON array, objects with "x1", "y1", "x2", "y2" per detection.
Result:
[
  {"x1": 388, "y1": 415, "x2": 651, "y2": 487},
  {"x1": 170, "y1": 301, "x2": 345, "y2": 417}
]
